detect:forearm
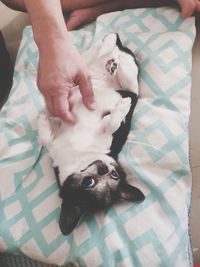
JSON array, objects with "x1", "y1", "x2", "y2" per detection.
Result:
[
  {"x1": 1, "y1": 0, "x2": 174, "y2": 13},
  {"x1": 60, "y1": 0, "x2": 109, "y2": 11},
  {"x1": 1, "y1": 0, "x2": 109, "y2": 12},
  {"x1": 23, "y1": 0, "x2": 70, "y2": 50},
  {"x1": 1, "y1": 0, "x2": 70, "y2": 45},
  {"x1": 92, "y1": 0, "x2": 174, "y2": 14}
]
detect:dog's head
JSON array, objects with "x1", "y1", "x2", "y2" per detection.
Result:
[{"x1": 59, "y1": 158, "x2": 145, "y2": 235}]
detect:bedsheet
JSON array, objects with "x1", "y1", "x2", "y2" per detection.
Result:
[{"x1": 0, "y1": 7, "x2": 196, "y2": 267}]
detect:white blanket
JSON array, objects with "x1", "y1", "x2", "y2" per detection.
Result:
[{"x1": 0, "y1": 7, "x2": 196, "y2": 266}]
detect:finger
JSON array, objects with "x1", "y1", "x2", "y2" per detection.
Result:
[
  {"x1": 44, "y1": 95, "x2": 54, "y2": 116},
  {"x1": 68, "y1": 98, "x2": 74, "y2": 111},
  {"x1": 179, "y1": 0, "x2": 196, "y2": 17},
  {"x1": 53, "y1": 95, "x2": 77, "y2": 124},
  {"x1": 76, "y1": 72, "x2": 96, "y2": 110},
  {"x1": 195, "y1": 0, "x2": 200, "y2": 11}
]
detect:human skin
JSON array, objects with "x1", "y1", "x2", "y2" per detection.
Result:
[
  {"x1": 1, "y1": 0, "x2": 200, "y2": 122},
  {"x1": 23, "y1": 0, "x2": 97, "y2": 123},
  {"x1": 2, "y1": 0, "x2": 104, "y2": 123},
  {"x1": 2, "y1": 0, "x2": 200, "y2": 14},
  {"x1": 66, "y1": 0, "x2": 200, "y2": 30}
]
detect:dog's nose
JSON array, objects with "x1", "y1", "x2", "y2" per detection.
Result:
[{"x1": 97, "y1": 162, "x2": 109, "y2": 175}]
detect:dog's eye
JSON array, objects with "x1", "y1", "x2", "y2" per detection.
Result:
[
  {"x1": 111, "y1": 170, "x2": 119, "y2": 180},
  {"x1": 82, "y1": 176, "x2": 95, "y2": 188}
]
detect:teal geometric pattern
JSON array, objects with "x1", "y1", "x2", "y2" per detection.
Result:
[{"x1": 0, "y1": 7, "x2": 196, "y2": 267}]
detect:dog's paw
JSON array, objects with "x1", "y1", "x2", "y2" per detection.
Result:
[
  {"x1": 38, "y1": 113, "x2": 50, "y2": 130},
  {"x1": 100, "y1": 97, "x2": 131, "y2": 134},
  {"x1": 37, "y1": 113, "x2": 53, "y2": 147},
  {"x1": 114, "y1": 97, "x2": 131, "y2": 118}
]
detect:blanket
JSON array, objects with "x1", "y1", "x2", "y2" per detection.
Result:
[{"x1": 0, "y1": 7, "x2": 196, "y2": 267}]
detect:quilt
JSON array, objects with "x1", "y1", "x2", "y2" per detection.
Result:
[{"x1": 0, "y1": 7, "x2": 196, "y2": 267}]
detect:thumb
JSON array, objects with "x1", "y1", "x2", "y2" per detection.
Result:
[{"x1": 76, "y1": 72, "x2": 96, "y2": 110}]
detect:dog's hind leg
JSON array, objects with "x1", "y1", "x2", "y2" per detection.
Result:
[
  {"x1": 98, "y1": 97, "x2": 131, "y2": 135},
  {"x1": 117, "y1": 52, "x2": 139, "y2": 95},
  {"x1": 37, "y1": 113, "x2": 54, "y2": 150},
  {"x1": 113, "y1": 34, "x2": 139, "y2": 94}
]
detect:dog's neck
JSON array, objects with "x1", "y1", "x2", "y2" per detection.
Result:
[{"x1": 58, "y1": 153, "x2": 115, "y2": 185}]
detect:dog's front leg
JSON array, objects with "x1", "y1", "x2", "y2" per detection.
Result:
[
  {"x1": 98, "y1": 97, "x2": 131, "y2": 135},
  {"x1": 37, "y1": 113, "x2": 56, "y2": 150}
]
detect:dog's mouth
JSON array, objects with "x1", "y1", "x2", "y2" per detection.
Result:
[
  {"x1": 80, "y1": 160, "x2": 103, "y2": 173},
  {"x1": 80, "y1": 160, "x2": 109, "y2": 176}
]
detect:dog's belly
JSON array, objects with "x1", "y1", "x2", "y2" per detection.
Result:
[
  {"x1": 59, "y1": 86, "x2": 121, "y2": 149},
  {"x1": 50, "y1": 128, "x2": 113, "y2": 181},
  {"x1": 71, "y1": 83, "x2": 122, "y2": 116},
  {"x1": 49, "y1": 86, "x2": 122, "y2": 178}
]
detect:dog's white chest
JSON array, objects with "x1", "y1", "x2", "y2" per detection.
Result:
[{"x1": 38, "y1": 33, "x2": 139, "y2": 183}]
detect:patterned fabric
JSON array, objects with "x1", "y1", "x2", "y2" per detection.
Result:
[
  {"x1": 0, "y1": 8, "x2": 196, "y2": 267},
  {"x1": 0, "y1": 253, "x2": 58, "y2": 267}
]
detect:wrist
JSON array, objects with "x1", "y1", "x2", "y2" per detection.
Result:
[
  {"x1": 23, "y1": 0, "x2": 71, "y2": 51},
  {"x1": 35, "y1": 24, "x2": 71, "y2": 52}
]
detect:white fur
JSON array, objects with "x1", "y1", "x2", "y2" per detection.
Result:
[{"x1": 37, "y1": 33, "x2": 138, "y2": 185}]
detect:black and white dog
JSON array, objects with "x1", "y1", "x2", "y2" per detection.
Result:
[{"x1": 38, "y1": 33, "x2": 145, "y2": 235}]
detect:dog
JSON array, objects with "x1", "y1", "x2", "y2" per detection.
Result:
[{"x1": 38, "y1": 33, "x2": 145, "y2": 235}]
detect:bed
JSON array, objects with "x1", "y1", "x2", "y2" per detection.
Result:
[{"x1": 0, "y1": 7, "x2": 196, "y2": 267}]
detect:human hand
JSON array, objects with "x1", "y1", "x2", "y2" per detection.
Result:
[
  {"x1": 175, "y1": 0, "x2": 200, "y2": 17},
  {"x1": 195, "y1": 0, "x2": 200, "y2": 12},
  {"x1": 37, "y1": 36, "x2": 95, "y2": 124}
]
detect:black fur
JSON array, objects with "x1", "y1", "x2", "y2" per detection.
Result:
[
  {"x1": 109, "y1": 91, "x2": 138, "y2": 160},
  {"x1": 108, "y1": 33, "x2": 139, "y2": 160},
  {"x1": 116, "y1": 33, "x2": 138, "y2": 68},
  {"x1": 54, "y1": 166, "x2": 61, "y2": 188}
]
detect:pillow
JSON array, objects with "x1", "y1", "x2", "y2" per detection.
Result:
[{"x1": 0, "y1": 7, "x2": 196, "y2": 267}]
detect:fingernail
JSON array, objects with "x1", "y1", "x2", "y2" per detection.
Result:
[
  {"x1": 62, "y1": 113, "x2": 77, "y2": 124},
  {"x1": 68, "y1": 115, "x2": 77, "y2": 124},
  {"x1": 88, "y1": 102, "x2": 96, "y2": 110}
]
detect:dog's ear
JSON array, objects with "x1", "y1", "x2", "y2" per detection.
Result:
[
  {"x1": 59, "y1": 203, "x2": 82, "y2": 235},
  {"x1": 120, "y1": 184, "x2": 145, "y2": 202},
  {"x1": 98, "y1": 33, "x2": 117, "y2": 58}
]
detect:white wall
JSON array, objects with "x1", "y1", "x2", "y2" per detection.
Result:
[
  {"x1": 0, "y1": 2, "x2": 29, "y2": 62},
  {"x1": 0, "y1": 2, "x2": 21, "y2": 28}
]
